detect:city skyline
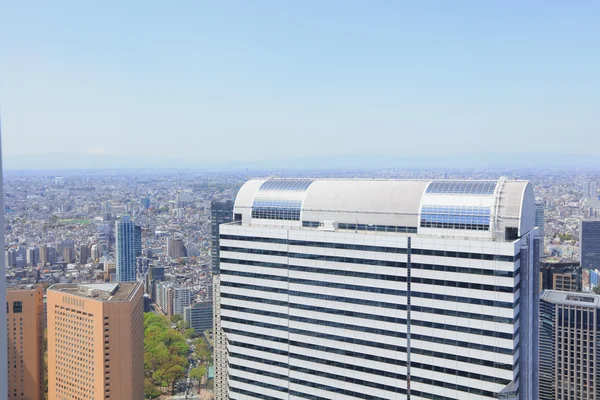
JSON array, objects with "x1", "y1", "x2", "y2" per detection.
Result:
[
  {"x1": 1, "y1": 166, "x2": 599, "y2": 399},
  {"x1": 1, "y1": 2, "x2": 599, "y2": 167},
  {"x1": 1, "y1": 1, "x2": 600, "y2": 397}
]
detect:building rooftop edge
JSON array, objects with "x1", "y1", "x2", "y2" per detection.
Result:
[{"x1": 48, "y1": 282, "x2": 141, "y2": 302}]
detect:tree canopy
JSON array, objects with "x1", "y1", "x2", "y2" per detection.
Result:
[
  {"x1": 190, "y1": 365, "x2": 207, "y2": 381},
  {"x1": 184, "y1": 328, "x2": 197, "y2": 339},
  {"x1": 144, "y1": 313, "x2": 189, "y2": 397}
]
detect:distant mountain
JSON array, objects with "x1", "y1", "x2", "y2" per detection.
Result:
[{"x1": 3, "y1": 152, "x2": 600, "y2": 171}]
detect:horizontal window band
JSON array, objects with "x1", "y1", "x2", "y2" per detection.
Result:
[
  {"x1": 229, "y1": 386, "x2": 283, "y2": 400},
  {"x1": 230, "y1": 363, "x2": 393, "y2": 400},
  {"x1": 224, "y1": 321, "x2": 517, "y2": 366},
  {"x1": 221, "y1": 246, "x2": 520, "y2": 277},
  {"x1": 229, "y1": 340, "x2": 512, "y2": 387},
  {"x1": 221, "y1": 280, "x2": 518, "y2": 310},
  {"x1": 222, "y1": 304, "x2": 516, "y2": 340},
  {"x1": 221, "y1": 292, "x2": 519, "y2": 325},
  {"x1": 221, "y1": 264, "x2": 518, "y2": 298},
  {"x1": 231, "y1": 360, "x2": 502, "y2": 399},
  {"x1": 228, "y1": 373, "x2": 288, "y2": 393},
  {"x1": 220, "y1": 234, "x2": 520, "y2": 262}
]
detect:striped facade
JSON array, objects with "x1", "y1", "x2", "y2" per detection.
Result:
[{"x1": 219, "y1": 178, "x2": 539, "y2": 400}]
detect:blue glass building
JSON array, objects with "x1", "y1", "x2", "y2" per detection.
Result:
[{"x1": 116, "y1": 216, "x2": 137, "y2": 282}]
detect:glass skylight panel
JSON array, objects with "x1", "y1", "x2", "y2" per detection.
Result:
[
  {"x1": 251, "y1": 198, "x2": 303, "y2": 220},
  {"x1": 259, "y1": 179, "x2": 315, "y2": 191},
  {"x1": 420, "y1": 205, "x2": 491, "y2": 230},
  {"x1": 426, "y1": 181, "x2": 497, "y2": 195}
]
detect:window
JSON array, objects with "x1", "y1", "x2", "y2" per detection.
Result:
[
  {"x1": 426, "y1": 180, "x2": 497, "y2": 195},
  {"x1": 420, "y1": 205, "x2": 491, "y2": 230},
  {"x1": 251, "y1": 198, "x2": 302, "y2": 221},
  {"x1": 12, "y1": 302, "x2": 22, "y2": 314},
  {"x1": 258, "y1": 179, "x2": 314, "y2": 191}
]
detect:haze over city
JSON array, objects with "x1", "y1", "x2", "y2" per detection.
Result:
[{"x1": 1, "y1": 1, "x2": 599, "y2": 170}]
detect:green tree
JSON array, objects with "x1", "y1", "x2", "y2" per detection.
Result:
[
  {"x1": 171, "y1": 314, "x2": 183, "y2": 324},
  {"x1": 184, "y1": 328, "x2": 197, "y2": 339},
  {"x1": 144, "y1": 377, "x2": 161, "y2": 398},
  {"x1": 144, "y1": 312, "x2": 189, "y2": 396},
  {"x1": 164, "y1": 363, "x2": 186, "y2": 394},
  {"x1": 593, "y1": 286, "x2": 600, "y2": 295},
  {"x1": 193, "y1": 338, "x2": 212, "y2": 364},
  {"x1": 190, "y1": 365, "x2": 207, "y2": 381}
]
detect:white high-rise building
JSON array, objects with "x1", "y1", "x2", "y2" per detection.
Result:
[
  {"x1": 0, "y1": 114, "x2": 7, "y2": 399},
  {"x1": 116, "y1": 216, "x2": 136, "y2": 282},
  {"x1": 219, "y1": 178, "x2": 540, "y2": 400}
]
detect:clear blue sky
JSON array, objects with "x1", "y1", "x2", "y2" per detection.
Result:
[{"x1": 1, "y1": 1, "x2": 599, "y2": 167}]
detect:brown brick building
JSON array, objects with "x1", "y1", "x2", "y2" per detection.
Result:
[
  {"x1": 6, "y1": 285, "x2": 45, "y2": 400},
  {"x1": 47, "y1": 282, "x2": 144, "y2": 400}
]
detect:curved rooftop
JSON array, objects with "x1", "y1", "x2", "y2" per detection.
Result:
[{"x1": 233, "y1": 178, "x2": 536, "y2": 242}]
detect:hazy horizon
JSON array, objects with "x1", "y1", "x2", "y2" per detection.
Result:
[
  {"x1": 3, "y1": 150, "x2": 600, "y2": 172},
  {"x1": 1, "y1": 1, "x2": 599, "y2": 168}
]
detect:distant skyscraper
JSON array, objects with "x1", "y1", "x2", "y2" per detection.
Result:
[
  {"x1": 62, "y1": 247, "x2": 73, "y2": 264},
  {"x1": 134, "y1": 225, "x2": 142, "y2": 257},
  {"x1": 79, "y1": 244, "x2": 90, "y2": 264},
  {"x1": 140, "y1": 197, "x2": 151, "y2": 210},
  {"x1": 57, "y1": 240, "x2": 75, "y2": 263},
  {"x1": 6, "y1": 286, "x2": 44, "y2": 400},
  {"x1": 583, "y1": 180, "x2": 598, "y2": 200},
  {"x1": 47, "y1": 246, "x2": 57, "y2": 264},
  {"x1": 38, "y1": 244, "x2": 48, "y2": 265},
  {"x1": 580, "y1": 220, "x2": 600, "y2": 270},
  {"x1": 47, "y1": 282, "x2": 144, "y2": 400},
  {"x1": 536, "y1": 202, "x2": 545, "y2": 247},
  {"x1": 14, "y1": 246, "x2": 26, "y2": 268},
  {"x1": 116, "y1": 216, "x2": 137, "y2": 282},
  {"x1": 211, "y1": 200, "x2": 234, "y2": 274},
  {"x1": 167, "y1": 236, "x2": 187, "y2": 259},
  {"x1": 220, "y1": 178, "x2": 540, "y2": 400},
  {"x1": 1, "y1": 117, "x2": 9, "y2": 400},
  {"x1": 26, "y1": 246, "x2": 39, "y2": 266},
  {"x1": 540, "y1": 290, "x2": 600, "y2": 399}
]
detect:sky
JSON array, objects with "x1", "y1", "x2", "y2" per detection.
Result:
[{"x1": 0, "y1": 1, "x2": 599, "y2": 169}]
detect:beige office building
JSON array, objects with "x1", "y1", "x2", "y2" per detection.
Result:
[
  {"x1": 47, "y1": 282, "x2": 144, "y2": 400},
  {"x1": 212, "y1": 275, "x2": 228, "y2": 400},
  {"x1": 6, "y1": 285, "x2": 44, "y2": 400}
]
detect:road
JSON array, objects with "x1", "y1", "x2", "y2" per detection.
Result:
[{"x1": 167, "y1": 356, "x2": 202, "y2": 400}]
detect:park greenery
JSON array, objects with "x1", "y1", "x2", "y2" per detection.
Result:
[
  {"x1": 168, "y1": 314, "x2": 212, "y2": 368},
  {"x1": 190, "y1": 365, "x2": 207, "y2": 381},
  {"x1": 144, "y1": 313, "x2": 189, "y2": 398}
]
